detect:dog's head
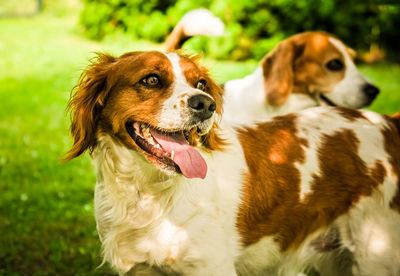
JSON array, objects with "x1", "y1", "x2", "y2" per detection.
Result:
[
  {"x1": 261, "y1": 31, "x2": 379, "y2": 108},
  {"x1": 64, "y1": 51, "x2": 224, "y2": 179}
]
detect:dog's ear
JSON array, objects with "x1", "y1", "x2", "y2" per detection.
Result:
[
  {"x1": 63, "y1": 53, "x2": 116, "y2": 161},
  {"x1": 261, "y1": 39, "x2": 301, "y2": 106}
]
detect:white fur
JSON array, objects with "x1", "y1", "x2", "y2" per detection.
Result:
[
  {"x1": 223, "y1": 68, "x2": 316, "y2": 125},
  {"x1": 337, "y1": 194, "x2": 400, "y2": 275},
  {"x1": 328, "y1": 38, "x2": 371, "y2": 108},
  {"x1": 93, "y1": 130, "x2": 245, "y2": 275}
]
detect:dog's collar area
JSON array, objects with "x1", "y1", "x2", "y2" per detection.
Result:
[{"x1": 319, "y1": 94, "x2": 337, "y2": 107}]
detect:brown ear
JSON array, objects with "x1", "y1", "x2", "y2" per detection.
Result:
[
  {"x1": 63, "y1": 53, "x2": 116, "y2": 161},
  {"x1": 261, "y1": 39, "x2": 297, "y2": 106}
]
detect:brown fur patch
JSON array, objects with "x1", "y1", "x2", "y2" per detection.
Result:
[
  {"x1": 237, "y1": 117, "x2": 386, "y2": 250},
  {"x1": 335, "y1": 107, "x2": 366, "y2": 121},
  {"x1": 237, "y1": 114, "x2": 308, "y2": 247}
]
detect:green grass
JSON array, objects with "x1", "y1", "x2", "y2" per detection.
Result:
[
  {"x1": 359, "y1": 62, "x2": 400, "y2": 115},
  {"x1": 0, "y1": 8, "x2": 399, "y2": 276}
]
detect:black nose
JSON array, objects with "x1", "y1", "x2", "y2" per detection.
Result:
[
  {"x1": 363, "y1": 83, "x2": 380, "y2": 99},
  {"x1": 188, "y1": 94, "x2": 216, "y2": 121}
]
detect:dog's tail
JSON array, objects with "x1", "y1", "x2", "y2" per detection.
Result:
[{"x1": 165, "y1": 8, "x2": 224, "y2": 52}]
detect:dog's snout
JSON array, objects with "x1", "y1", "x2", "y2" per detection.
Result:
[
  {"x1": 363, "y1": 83, "x2": 380, "y2": 99},
  {"x1": 188, "y1": 94, "x2": 216, "y2": 120}
]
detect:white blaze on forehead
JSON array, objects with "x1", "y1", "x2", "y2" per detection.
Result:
[
  {"x1": 159, "y1": 53, "x2": 216, "y2": 130},
  {"x1": 165, "y1": 52, "x2": 191, "y2": 91},
  {"x1": 157, "y1": 52, "x2": 192, "y2": 129},
  {"x1": 327, "y1": 37, "x2": 369, "y2": 108}
]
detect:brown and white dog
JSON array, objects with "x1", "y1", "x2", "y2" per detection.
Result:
[
  {"x1": 65, "y1": 51, "x2": 400, "y2": 276},
  {"x1": 223, "y1": 31, "x2": 380, "y2": 124}
]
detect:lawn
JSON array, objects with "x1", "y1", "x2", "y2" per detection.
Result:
[{"x1": 0, "y1": 7, "x2": 399, "y2": 276}]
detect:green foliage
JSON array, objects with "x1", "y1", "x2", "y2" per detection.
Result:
[
  {"x1": 80, "y1": 0, "x2": 400, "y2": 61},
  {"x1": 377, "y1": 5, "x2": 400, "y2": 61},
  {"x1": 80, "y1": 0, "x2": 175, "y2": 41}
]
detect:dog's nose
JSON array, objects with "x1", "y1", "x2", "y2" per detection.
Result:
[
  {"x1": 363, "y1": 83, "x2": 380, "y2": 99},
  {"x1": 188, "y1": 94, "x2": 216, "y2": 121}
]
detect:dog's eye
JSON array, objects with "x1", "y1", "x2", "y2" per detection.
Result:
[
  {"x1": 141, "y1": 75, "x2": 160, "y2": 87},
  {"x1": 196, "y1": 79, "x2": 207, "y2": 91},
  {"x1": 326, "y1": 59, "x2": 344, "y2": 71}
]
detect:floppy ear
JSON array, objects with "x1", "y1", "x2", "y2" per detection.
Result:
[
  {"x1": 63, "y1": 53, "x2": 116, "y2": 161},
  {"x1": 261, "y1": 40, "x2": 297, "y2": 107}
]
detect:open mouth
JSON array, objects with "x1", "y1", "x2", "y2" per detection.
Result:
[{"x1": 126, "y1": 122, "x2": 207, "y2": 179}]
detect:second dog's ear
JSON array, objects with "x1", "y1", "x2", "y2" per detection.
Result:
[{"x1": 261, "y1": 40, "x2": 299, "y2": 107}]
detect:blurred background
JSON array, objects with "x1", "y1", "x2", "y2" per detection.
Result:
[{"x1": 0, "y1": 0, "x2": 399, "y2": 275}]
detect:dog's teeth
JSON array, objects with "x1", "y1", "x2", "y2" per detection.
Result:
[
  {"x1": 142, "y1": 126, "x2": 151, "y2": 138},
  {"x1": 155, "y1": 144, "x2": 161, "y2": 150},
  {"x1": 171, "y1": 150, "x2": 175, "y2": 161},
  {"x1": 148, "y1": 137, "x2": 155, "y2": 145}
]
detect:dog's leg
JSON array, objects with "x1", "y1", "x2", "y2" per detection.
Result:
[
  {"x1": 312, "y1": 248, "x2": 354, "y2": 276},
  {"x1": 310, "y1": 226, "x2": 354, "y2": 276}
]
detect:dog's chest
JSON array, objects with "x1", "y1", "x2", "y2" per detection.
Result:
[
  {"x1": 93, "y1": 135, "x2": 246, "y2": 273},
  {"x1": 97, "y1": 177, "x2": 242, "y2": 272},
  {"x1": 133, "y1": 184, "x2": 241, "y2": 270}
]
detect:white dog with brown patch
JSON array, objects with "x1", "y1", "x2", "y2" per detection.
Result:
[
  {"x1": 223, "y1": 31, "x2": 380, "y2": 124},
  {"x1": 65, "y1": 51, "x2": 400, "y2": 276}
]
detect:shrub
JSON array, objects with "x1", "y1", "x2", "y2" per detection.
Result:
[{"x1": 80, "y1": 0, "x2": 400, "y2": 61}]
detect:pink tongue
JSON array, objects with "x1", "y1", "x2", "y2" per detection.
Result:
[{"x1": 150, "y1": 129, "x2": 207, "y2": 179}]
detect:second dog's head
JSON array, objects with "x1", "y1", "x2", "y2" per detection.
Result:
[
  {"x1": 64, "y1": 51, "x2": 224, "y2": 179},
  {"x1": 261, "y1": 31, "x2": 379, "y2": 108}
]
